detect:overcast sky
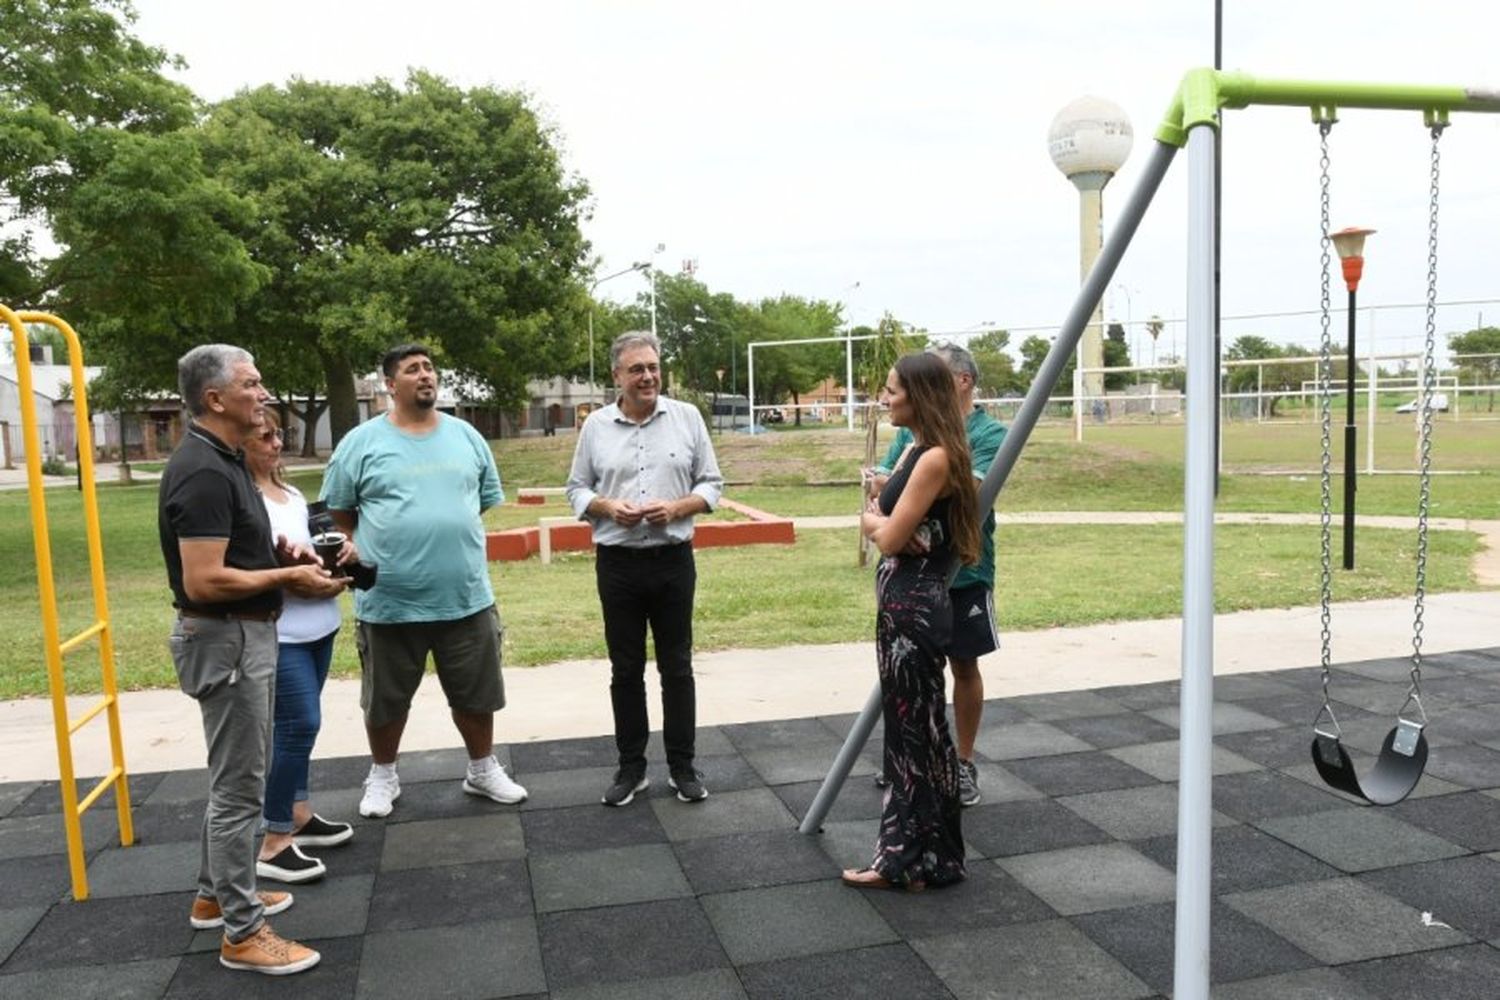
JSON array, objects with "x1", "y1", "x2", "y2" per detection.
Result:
[{"x1": 130, "y1": 0, "x2": 1500, "y2": 364}]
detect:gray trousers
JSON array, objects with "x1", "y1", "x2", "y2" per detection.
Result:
[{"x1": 170, "y1": 615, "x2": 277, "y2": 941}]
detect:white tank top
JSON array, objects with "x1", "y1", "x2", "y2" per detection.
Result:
[{"x1": 262, "y1": 483, "x2": 344, "y2": 644}]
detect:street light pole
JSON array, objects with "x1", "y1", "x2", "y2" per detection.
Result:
[
  {"x1": 589, "y1": 261, "x2": 650, "y2": 407},
  {"x1": 1331, "y1": 226, "x2": 1376, "y2": 571},
  {"x1": 649, "y1": 242, "x2": 666, "y2": 344}
]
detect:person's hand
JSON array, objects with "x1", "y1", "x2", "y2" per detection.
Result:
[
  {"x1": 605, "y1": 499, "x2": 645, "y2": 526},
  {"x1": 335, "y1": 537, "x2": 360, "y2": 568},
  {"x1": 284, "y1": 563, "x2": 347, "y2": 599},
  {"x1": 900, "y1": 531, "x2": 931, "y2": 556},
  {"x1": 640, "y1": 499, "x2": 677, "y2": 525},
  {"x1": 862, "y1": 468, "x2": 889, "y2": 499},
  {"x1": 274, "y1": 533, "x2": 318, "y2": 566}
]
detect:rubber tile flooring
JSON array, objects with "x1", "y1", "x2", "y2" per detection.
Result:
[{"x1": 4, "y1": 646, "x2": 1500, "y2": 998}]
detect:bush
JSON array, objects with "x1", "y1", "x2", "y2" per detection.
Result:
[{"x1": 40, "y1": 456, "x2": 70, "y2": 476}]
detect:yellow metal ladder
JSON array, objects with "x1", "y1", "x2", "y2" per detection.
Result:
[{"x1": 2, "y1": 305, "x2": 134, "y2": 900}]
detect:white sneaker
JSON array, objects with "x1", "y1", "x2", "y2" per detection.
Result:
[
  {"x1": 462, "y1": 764, "x2": 528, "y2": 804},
  {"x1": 359, "y1": 767, "x2": 400, "y2": 817}
]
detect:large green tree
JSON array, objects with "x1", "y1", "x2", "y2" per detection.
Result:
[
  {"x1": 742, "y1": 295, "x2": 843, "y2": 424},
  {"x1": 1018, "y1": 333, "x2": 1075, "y2": 400},
  {"x1": 180, "y1": 72, "x2": 592, "y2": 445},
  {"x1": 1449, "y1": 326, "x2": 1500, "y2": 412},
  {"x1": 967, "y1": 328, "x2": 1020, "y2": 397}
]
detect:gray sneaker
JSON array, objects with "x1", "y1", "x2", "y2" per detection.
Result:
[
  {"x1": 958, "y1": 758, "x2": 981, "y2": 807},
  {"x1": 602, "y1": 769, "x2": 649, "y2": 807}
]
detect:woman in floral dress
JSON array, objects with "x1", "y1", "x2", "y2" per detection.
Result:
[{"x1": 844, "y1": 352, "x2": 980, "y2": 891}]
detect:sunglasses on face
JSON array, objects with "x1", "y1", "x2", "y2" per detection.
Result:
[{"x1": 258, "y1": 429, "x2": 285, "y2": 443}]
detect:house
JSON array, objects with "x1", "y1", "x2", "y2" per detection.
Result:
[{"x1": 0, "y1": 345, "x2": 115, "y2": 468}]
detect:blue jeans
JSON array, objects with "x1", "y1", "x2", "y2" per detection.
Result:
[{"x1": 262, "y1": 630, "x2": 336, "y2": 833}]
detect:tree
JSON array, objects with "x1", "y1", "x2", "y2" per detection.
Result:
[
  {"x1": 1224, "y1": 335, "x2": 1316, "y2": 418},
  {"x1": 1103, "y1": 321, "x2": 1131, "y2": 390},
  {"x1": 745, "y1": 295, "x2": 843, "y2": 425},
  {"x1": 1449, "y1": 326, "x2": 1500, "y2": 412},
  {"x1": 967, "y1": 328, "x2": 1020, "y2": 397},
  {"x1": 185, "y1": 72, "x2": 592, "y2": 445},
  {"x1": 1017, "y1": 333, "x2": 1075, "y2": 400}
]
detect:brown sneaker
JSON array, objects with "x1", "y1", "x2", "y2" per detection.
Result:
[
  {"x1": 220, "y1": 923, "x2": 320, "y2": 975},
  {"x1": 189, "y1": 890, "x2": 293, "y2": 929}
]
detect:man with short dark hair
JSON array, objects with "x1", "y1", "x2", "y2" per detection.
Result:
[
  {"x1": 321, "y1": 343, "x2": 526, "y2": 818},
  {"x1": 566, "y1": 332, "x2": 723, "y2": 807},
  {"x1": 872, "y1": 341, "x2": 1006, "y2": 806},
  {"x1": 160, "y1": 343, "x2": 343, "y2": 975}
]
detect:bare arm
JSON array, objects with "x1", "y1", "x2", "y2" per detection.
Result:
[
  {"x1": 859, "y1": 447, "x2": 948, "y2": 557},
  {"x1": 178, "y1": 539, "x2": 344, "y2": 603}
]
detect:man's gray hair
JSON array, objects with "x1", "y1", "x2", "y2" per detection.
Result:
[
  {"x1": 178, "y1": 344, "x2": 253, "y2": 417},
  {"x1": 928, "y1": 340, "x2": 978, "y2": 382},
  {"x1": 610, "y1": 331, "x2": 661, "y2": 369}
]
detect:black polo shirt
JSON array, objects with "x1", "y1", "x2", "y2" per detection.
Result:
[{"x1": 158, "y1": 423, "x2": 282, "y2": 616}]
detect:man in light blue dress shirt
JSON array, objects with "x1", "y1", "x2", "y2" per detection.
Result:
[{"x1": 566, "y1": 332, "x2": 723, "y2": 807}]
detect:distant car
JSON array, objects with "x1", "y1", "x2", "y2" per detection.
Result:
[
  {"x1": 762, "y1": 408, "x2": 785, "y2": 424},
  {"x1": 1395, "y1": 393, "x2": 1449, "y2": 414}
]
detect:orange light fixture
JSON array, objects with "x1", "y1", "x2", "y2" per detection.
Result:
[{"x1": 1330, "y1": 226, "x2": 1376, "y2": 292}]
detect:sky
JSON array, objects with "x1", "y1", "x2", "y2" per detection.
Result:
[{"x1": 128, "y1": 0, "x2": 1500, "y2": 366}]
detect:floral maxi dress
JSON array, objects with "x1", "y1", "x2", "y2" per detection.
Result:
[{"x1": 869, "y1": 445, "x2": 965, "y2": 887}]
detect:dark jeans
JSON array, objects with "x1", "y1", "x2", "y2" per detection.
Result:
[
  {"x1": 263, "y1": 630, "x2": 337, "y2": 833},
  {"x1": 595, "y1": 542, "x2": 697, "y2": 773}
]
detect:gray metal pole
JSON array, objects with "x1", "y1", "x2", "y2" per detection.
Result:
[
  {"x1": 799, "y1": 138, "x2": 1179, "y2": 837},
  {"x1": 1173, "y1": 122, "x2": 1218, "y2": 1000}
]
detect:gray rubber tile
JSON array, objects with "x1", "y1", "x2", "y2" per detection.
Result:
[
  {"x1": 644, "y1": 752, "x2": 764, "y2": 797},
  {"x1": 722, "y1": 718, "x2": 843, "y2": 752},
  {"x1": 860, "y1": 861, "x2": 1056, "y2": 937},
  {"x1": 700, "y1": 880, "x2": 898, "y2": 965},
  {"x1": 1104, "y1": 739, "x2": 1262, "y2": 782},
  {"x1": 1254, "y1": 808, "x2": 1467, "y2": 873},
  {"x1": 138, "y1": 770, "x2": 209, "y2": 807},
  {"x1": 269, "y1": 872, "x2": 374, "y2": 941},
  {"x1": 1004, "y1": 751, "x2": 1159, "y2": 797},
  {"x1": 508, "y1": 734, "x2": 618, "y2": 773},
  {"x1": 650, "y1": 787, "x2": 797, "y2": 842},
  {"x1": 998, "y1": 843, "x2": 1175, "y2": 915},
  {"x1": 1212, "y1": 967, "x2": 1379, "y2": 998},
  {"x1": 1340, "y1": 941, "x2": 1500, "y2": 1000},
  {"x1": 957, "y1": 761, "x2": 1048, "y2": 804},
  {"x1": 1051, "y1": 712, "x2": 1180, "y2": 750},
  {"x1": 1221, "y1": 876, "x2": 1470, "y2": 964},
  {"x1": 307, "y1": 755, "x2": 377, "y2": 792},
  {"x1": 813, "y1": 818, "x2": 880, "y2": 870},
  {"x1": 552, "y1": 968, "x2": 747, "y2": 1000},
  {"x1": 0, "y1": 782, "x2": 38, "y2": 820},
  {"x1": 385, "y1": 746, "x2": 472, "y2": 784},
  {"x1": 911, "y1": 919, "x2": 1153, "y2": 999},
  {"x1": 0, "y1": 852, "x2": 71, "y2": 906},
  {"x1": 367, "y1": 859, "x2": 528, "y2": 932},
  {"x1": 1143, "y1": 702, "x2": 1284, "y2": 735},
  {"x1": 2, "y1": 891, "x2": 191, "y2": 972},
  {"x1": 0, "y1": 905, "x2": 47, "y2": 965},
  {"x1": 308, "y1": 818, "x2": 385, "y2": 878},
  {"x1": 166, "y1": 935, "x2": 360, "y2": 998},
  {"x1": 538, "y1": 898, "x2": 727, "y2": 991},
  {"x1": 1057, "y1": 783, "x2": 1236, "y2": 841},
  {"x1": 371, "y1": 777, "x2": 520, "y2": 823},
  {"x1": 514, "y1": 766, "x2": 617, "y2": 811},
  {"x1": 742, "y1": 744, "x2": 874, "y2": 785},
  {"x1": 127, "y1": 799, "x2": 210, "y2": 845},
  {"x1": 356, "y1": 917, "x2": 542, "y2": 999},
  {"x1": 970, "y1": 721, "x2": 1093, "y2": 761},
  {"x1": 1135, "y1": 823, "x2": 1341, "y2": 895},
  {"x1": 531, "y1": 842, "x2": 692, "y2": 913},
  {"x1": 1093, "y1": 680, "x2": 1180, "y2": 711},
  {"x1": 1214, "y1": 727, "x2": 1316, "y2": 768},
  {"x1": 85, "y1": 839, "x2": 198, "y2": 897},
  {"x1": 520, "y1": 800, "x2": 667, "y2": 855},
  {"x1": 1214, "y1": 674, "x2": 1304, "y2": 701},
  {"x1": 1211, "y1": 769, "x2": 1356, "y2": 821},
  {"x1": 379, "y1": 813, "x2": 525, "y2": 870},
  {"x1": 1422, "y1": 703, "x2": 1500, "y2": 744},
  {"x1": 0, "y1": 808, "x2": 119, "y2": 859},
  {"x1": 645, "y1": 725, "x2": 737, "y2": 759},
  {"x1": 737, "y1": 942, "x2": 950, "y2": 1000},
  {"x1": 1008, "y1": 689, "x2": 1126, "y2": 721},
  {"x1": 1423, "y1": 744, "x2": 1500, "y2": 790},
  {"x1": 773, "y1": 776, "x2": 887, "y2": 824},
  {"x1": 0, "y1": 956, "x2": 179, "y2": 1000},
  {"x1": 1360, "y1": 854, "x2": 1500, "y2": 941},
  {"x1": 10, "y1": 772, "x2": 163, "y2": 818},
  {"x1": 1387, "y1": 790, "x2": 1500, "y2": 851},
  {"x1": 962, "y1": 798, "x2": 1112, "y2": 858},
  {"x1": 1072, "y1": 900, "x2": 1318, "y2": 993},
  {"x1": 674, "y1": 828, "x2": 839, "y2": 893}
]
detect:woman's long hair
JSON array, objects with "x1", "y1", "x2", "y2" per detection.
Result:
[
  {"x1": 253, "y1": 409, "x2": 288, "y2": 491},
  {"x1": 893, "y1": 352, "x2": 980, "y2": 566}
]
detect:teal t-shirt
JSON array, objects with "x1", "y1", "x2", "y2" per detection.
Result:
[
  {"x1": 320, "y1": 413, "x2": 503, "y2": 623},
  {"x1": 881, "y1": 407, "x2": 1007, "y2": 590}
]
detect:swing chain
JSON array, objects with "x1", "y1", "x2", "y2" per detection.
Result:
[
  {"x1": 1405, "y1": 122, "x2": 1445, "y2": 722},
  {"x1": 1314, "y1": 118, "x2": 1338, "y2": 731}
]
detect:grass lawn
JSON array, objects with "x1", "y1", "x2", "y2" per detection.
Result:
[{"x1": 1, "y1": 420, "x2": 1492, "y2": 699}]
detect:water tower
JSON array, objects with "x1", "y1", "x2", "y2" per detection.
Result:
[{"x1": 1048, "y1": 96, "x2": 1133, "y2": 405}]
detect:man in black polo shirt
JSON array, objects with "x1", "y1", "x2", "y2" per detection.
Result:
[{"x1": 159, "y1": 344, "x2": 343, "y2": 976}]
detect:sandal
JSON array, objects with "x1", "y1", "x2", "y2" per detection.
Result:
[{"x1": 840, "y1": 867, "x2": 926, "y2": 892}]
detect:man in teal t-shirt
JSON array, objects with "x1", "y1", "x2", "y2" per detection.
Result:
[
  {"x1": 322, "y1": 343, "x2": 527, "y2": 818},
  {"x1": 872, "y1": 341, "x2": 1006, "y2": 807}
]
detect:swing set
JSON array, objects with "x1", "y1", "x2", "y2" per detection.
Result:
[{"x1": 801, "y1": 69, "x2": 1499, "y2": 1000}]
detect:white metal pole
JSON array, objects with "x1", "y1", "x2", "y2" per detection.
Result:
[
  {"x1": 845, "y1": 331, "x2": 855, "y2": 432},
  {"x1": 1366, "y1": 307, "x2": 1377, "y2": 473},
  {"x1": 747, "y1": 344, "x2": 757, "y2": 427},
  {"x1": 1073, "y1": 365, "x2": 1084, "y2": 442},
  {"x1": 1174, "y1": 121, "x2": 1216, "y2": 1000}
]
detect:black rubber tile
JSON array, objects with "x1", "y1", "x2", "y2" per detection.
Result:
[
  {"x1": 700, "y1": 880, "x2": 898, "y2": 965},
  {"x1": 509, "y1": 734, "x2": 618, "y2": 773},
  {"x1": 674, "y1": 828, "x2": 838, "y2": 894},
  {"x1": 2, "y1": 892, "x2": 191, "y2": 973},
  {"x1": 645, "y1": 725, "x2": 737, "y2": 760},
  {"x1": 310, "y1": 820, "x2": 386, "y2": 878},
  {"x1": 128, "y1": 799, "x2": 209, "y2": 845},
  {"x1": 10, "y1": 771, "x2": 164, "y2": 818},
  {"x1": 356, "y1": 917, "x2": 543, "y2": 999},
  {"x1": 1004, "y1": 751, "x2": 1158, "y2": 797},
  {"x1": 1341, "y1": 942, "x2": 1500, "y2": 1000},
  {"x1": 1052, "y1": 712, "x2": 1180, "y2": 750},
  {"x1": 1427, "y1": 703, "x2": 1500, "y2": 744},
  {"x1": 1389, "y1": 790, "x2": 1500, "y2": 851},
  {"x1": 0, "y1": 808, "x2": 121, "y2": 860},
  {"x1": 742, "y1": 744, "x2": 873, "y2": 786},
  {"x1": 773, "y1": 777, "x2": 887, "y2": 824},
  {"x1": 911, "y1": 919, "x2": 1153, "y2": 999},
  {"x1": 549, "y1": 968, "x2": 746, "y2": 1000},
  {"x1": 306, "y1": 755, "x2": 376, "y2": 793},
  {"x1": 650, "y1": 787, "x2": 797, "y2": 842},
  {"x1": 861, "y1": 860, "x2": 1055, "y2": 937},
  {"x1": 722, "y1": 718, "x2": 844, "y2": 753},
  {"x1": 1423, "y1": 744, "x2": 1500, "y2": 790},
  {"x1": 1104, "y1": 740, "x2": 1260, "y2": 782},
  {"x1": 690, "y1": 750, "x2": 812, "y2": 792},
  {"x1": 1217, "y1": 727, "x2": 1323, "y2": 769},
  {"x1": 0, "y1": 782, "x2": 40, "y2": 820},
  {"x1": 165, "y1": 935, "x2": 359, "y2": 999},
  {"x1": 520, "y1": 800, "x2": 667, "y2": 855},
  {"x1": 84, "y1": 839, "x2": 197, "y2": 897},
  {"x1": 270, "y1": 873, "x2": 374, "y2": 941},
  {"x1": 1211, "y1": 966, "x2": 1378, "y2": 999},
  {"x1": 0, "y1": 956, "x2": 179, "y2": 999},
  {"x1": 0, "y1": 851, "x2": 72, "y2": 907},
  {"x1": 970, "y1": 720, "x2": 1093, "y2": 761},
  {"x1": 1213, "y1": 674, "x2": 1304, "y2": 702},
  {"x1": 738, "y1": 942, "x2": 951, "y2": 1000},
  {"x1": 371, "y1": 777, "x2": 516, "y2": 823},
  {"x1": 1135, "y1": 824, "x2": 1341, "y2": 895},
  {"x1": 1058, "y1": 783, "x2": 1235, "y2": 841},
  {"x1": 1210, "y1": 769, "x2": 1356, "y2": 822},
  {"x1": 514, "y1": 766, "x2": 617, "y2": 811},
  {"x1": 962, "y1": 798, "x2": 1112, "y2": 858},
  {"x1": 531, "y1": 843, "x2": 692, "y2": 913},
  {"x1": 1360, "y1": 855, "x2": 1500, "y2": 941},
  {"x1": 1008, "y1": 689, "x2": 1127, "y2": 721},
  {"x1": 1073, "y1": 900, "x2": 1318, "y2": 993},
  {"x1": 379, "y1": 814, "x2": 525, "y2": 871},
  {"x1": 1093, "y1": 680, "x2": 1180, "y2": 711},
  {"x1": 0, "y1": 905, "x2": 47, "y2": 966},
  {"x1": 367, "y1": 859, "x2": 529, "y2": 933},
  {"x1": 538, "y1": 898, "x2": 727, "y2": 991}
]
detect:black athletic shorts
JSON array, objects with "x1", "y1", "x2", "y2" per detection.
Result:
[{"x1": 948, "y1": 583, "x2": 1000, "y2": 660}]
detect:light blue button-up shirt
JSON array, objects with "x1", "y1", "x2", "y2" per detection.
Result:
[{"x1": 565, "y1": 396, "x2": 723, "y2": 547}]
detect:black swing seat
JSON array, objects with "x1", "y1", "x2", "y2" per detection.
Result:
[{"x1": 1311, "y1": 721, "x2": 1428, "y2": 805}]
